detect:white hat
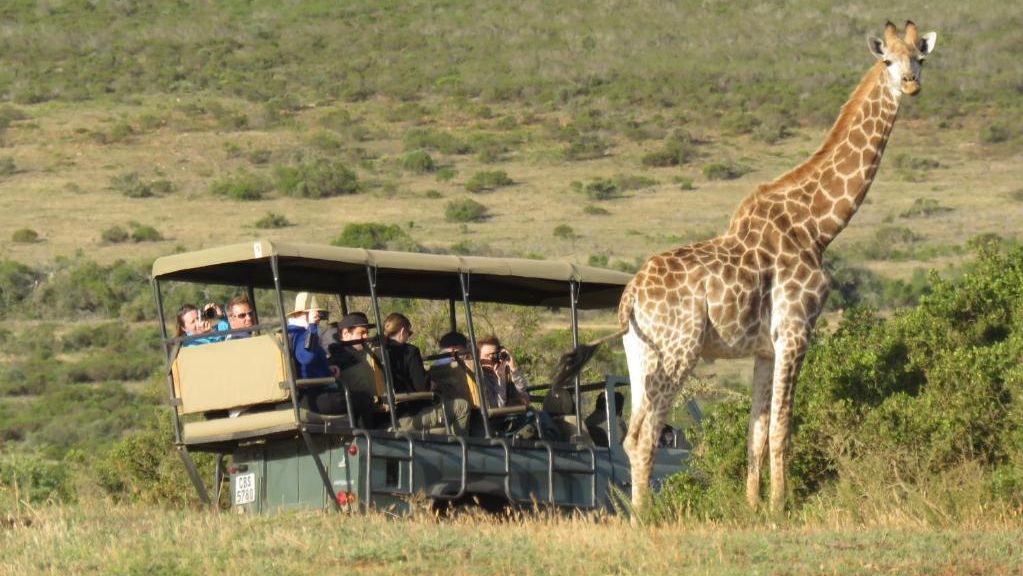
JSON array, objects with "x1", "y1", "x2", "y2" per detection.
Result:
[{"x1": 289, "y1": 292, "x2": 325, "y2": 317}]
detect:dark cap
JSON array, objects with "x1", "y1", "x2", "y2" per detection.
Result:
[
  {"x1": 438, "y1": 331, "x2": 468, "y2": 350},
  {"x1": 337, "y1": 312, "x2": 375, "y2": 330}
]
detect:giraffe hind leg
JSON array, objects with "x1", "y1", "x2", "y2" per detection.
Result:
[{"x1": 622, "y1": 328, "x2": 702, "y2": 513}]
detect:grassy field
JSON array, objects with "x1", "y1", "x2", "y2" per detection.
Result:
[
  {"x1": 2, "y1": 2, "x2": 1023, "y2": 571},
  {"x1": 2, "y1": 502, "x2": 1022, "y2": 575}
]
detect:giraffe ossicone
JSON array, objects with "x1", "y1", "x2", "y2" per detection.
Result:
[{"x1": 580, "y1": 21, "x2": 938, "y2": 513}]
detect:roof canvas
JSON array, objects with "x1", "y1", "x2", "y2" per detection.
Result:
[{"x1": 151, "y1": 240, "x2": 632, "y2": 309}]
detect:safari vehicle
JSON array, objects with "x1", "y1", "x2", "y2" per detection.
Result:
[{"x1": 152, "y1": 240, "x2": 694, "y2": 514}]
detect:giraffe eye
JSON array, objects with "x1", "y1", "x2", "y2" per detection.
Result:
[{"x1": 883, "y1": 59, "x2": 892, "y2": 66}]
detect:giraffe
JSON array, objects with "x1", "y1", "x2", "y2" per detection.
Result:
[{"x1": 616, "y1": 21, "x2": 938, "y2": 512}]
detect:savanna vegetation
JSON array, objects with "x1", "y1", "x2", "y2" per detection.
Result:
[{"x1": 2, "y1": 0, "x2": 1023, "y2": 572}]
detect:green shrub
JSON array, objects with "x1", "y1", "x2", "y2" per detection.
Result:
[
  {"x1": 435, "y1": 166, "x2": 456, "y2": 182},
  {"x1": 403, "y1": 127, "x2": 472, "y2": 155},
  {"x1": 0, "y1": 259, "x2": 38, "y2": 316},
  {"x1": 331, "y1": 222, "x2": 419, "y2": 251},
  {"x1": 675, "y1": 176, "x2": 695, "y2": 190},
  {"x1": 583, "y1": 205, "x2": 610, "y2": 216},
  {"x1": 0, "y1": 156, "x2": 16, "y2": 176},
  {"x1": 721, "y1": 111, "x2": 760, "y2": 135},
  {"x1": 110, "y1": 172, "x2": 153, "y2": 198},
  {"x1": 553, "y1": 224, "x2": 577, "y2": 240},
  {"x1": 612, "y1": 174, "x2": 657, "y2": 191},
  {"x1": 858, "y1": 226, "x2": 924, "y2": 260},
  {"x1": 11, "y1": 228, "x2": 38, "y2": 243},
  {"x1": 899, "y1": 198, "x2": 952, "y2": 219},
  {"x1": 0, "y1": 453, "x2": 74, "y2": 504},
  {"x1": 101, "y1": 225, "x2": 130, "y2": 244},
  {"x1": 980, "y1": 123, "x2": 1011, "y2": 144},
  {"x1": 275, "y1": 159, "x2": 360, "y2": 198},
  {"x1": 444, "y1": 199, "x2": 489, "y2": 223},
  {"x1": 254, "y1": 212, "x2": 292, "y2": 229},
  {"x1": 702, "y1": 161, "x2": 752, "y2": 181},
  {"x1": 588, "y1": 253, "x2": 610, "y2": 267},
  {"x1": 130, "y1": 224, "x2": 163, "y2": 242},
  {"x1": 401, "y1": 149, "x2": 436, "y2": 173},
  {"x1": 423, "y1": 190, "x2": 443, "y2": 199},
  {"x1": 210, "y1": 172, "x2": 271, "y2": 201},
  {"x1": 465, "y1": 170, "x2": 513, "y2": 193},
  {"x1": 562, "y1": 134, "x2": 609, "y2": 161},
  {"x1": 580, "y1": 178, "x2": 619, "y2": 201},
  {"x1": 641, "y1": 130, "x2": 698, "y2": 167}
]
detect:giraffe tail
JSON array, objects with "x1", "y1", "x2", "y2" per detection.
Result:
[{"x1": 550, "y1": 327, "x2": 629, "y2": 390}]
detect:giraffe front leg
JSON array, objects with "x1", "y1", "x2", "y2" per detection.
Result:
[
  {"x1": 768, "y1": 326, "x2": 810, "y2": 513},
  {"x1": 746, "y1": 354, "x2": 774, "y2": 509}
]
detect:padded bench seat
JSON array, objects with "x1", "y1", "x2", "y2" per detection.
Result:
[{"x1": 183, "y1": 407, "x2": 352, "y2": 445}]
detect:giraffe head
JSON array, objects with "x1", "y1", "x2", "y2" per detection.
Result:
[{"x1": 867, "y1": 21, "x2": 937, "y2": 97}]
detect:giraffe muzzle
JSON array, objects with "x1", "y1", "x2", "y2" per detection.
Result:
[{"x1": 902, "y1": 80, "x2": 921, "y2": 96}]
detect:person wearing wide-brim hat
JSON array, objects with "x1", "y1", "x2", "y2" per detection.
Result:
[{"x1": 285, "y1": 292, "x2": 347, "y2": 415}]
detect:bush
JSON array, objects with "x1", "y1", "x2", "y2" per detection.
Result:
[
  {"x1": 254, "y1": 212, "x2": 292, "y2": 229},
  {"x1": 11, "y1": 228, "x2": 38, "y2": 243},
  {"x1": 275, "y1": 159, "x2": 360, "y2": 198},
  {"x1": 0, "y1": 453, "x2": 74, "y2": 504},
  {"x1": 444, "y1": 199, "x2": 489, "y2": 223},
  {"x1": 331, "y1": 222, "x2": 419, "y2": 251},
  {"x1": 210, "y1": 172, "x2": 272, "y2": 201},
  {"x1": 101, "y1": 225, "x2": 130, "y2": 244},
  {"x1": 465, "y1": 170, "x2": 513, "y2": 193},
  {"x1": 403, "y1": 127, "x2": 472, "y2": 155},
  {"x1": 980, "y1": 123, "x2": 1011, "y2": 144},
  {"x1": 553, "y1": 224, "x2": 577, "y2": 240},
  {"x1": 583, "y1": 205, "x2": 610, "y2": 216},
  {"x1": 578, "y1": 178, "x2": 619, "y2": 201},
  {"x1": 0, "y1": 156, "x2": 16, "y2": 176},
  {"x1": 110, "y1": 172, "x2": 154, "y2": 198},
  {"x1": 641, "y1": 130, "x2": 698, "y2": 167},
  {"x1": 900, "y1": 198, "x2": 952, "y2": 219},
  {"x1": 435, "y1": 166, "x2": 456, "y2": 182},
  {"x1": 130, "y1": 224, "x2": 163, "y2": 242},
  {"x1": 401, "y1": 149, "x2": 436, "y2": 173},
  {"x1": 702, "y1": 161, "x2": 752, "y2": 181},
  {"x1": 0, "y1": 259, "x2": 38, "y2": 315},
  {"x1": 562, "y1": 134, "x2": 609, "y2": 161}
]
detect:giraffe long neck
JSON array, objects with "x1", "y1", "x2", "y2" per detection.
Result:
[
  {"x1": 725, "y1": 63, "x2": 901, "y2": 251},
  {"x1": 809, "y1": 63, "x2": 901, "y2": 246}
]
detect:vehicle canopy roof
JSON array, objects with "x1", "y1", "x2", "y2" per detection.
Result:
[{"x1": 151, "y1": 240, "x2": 631, "y2": 310}]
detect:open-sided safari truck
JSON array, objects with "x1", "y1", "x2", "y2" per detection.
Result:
[{"x1": 152, "y1": 240, "x2": 692, "y2": 514}]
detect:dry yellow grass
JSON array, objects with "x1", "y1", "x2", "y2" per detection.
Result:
[{"x1": 2, "y1": 500, "x2": 1022, "y2": 575}]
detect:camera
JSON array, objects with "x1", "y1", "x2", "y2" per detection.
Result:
[
  {"x1": 202, "y1": 304, "x2": 220, "y2": 319},
  {"x1": 487, "y1": 349, "x2": 510, "y2": 363}
]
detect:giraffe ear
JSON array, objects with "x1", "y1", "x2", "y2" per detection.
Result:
[
  {"x1": 867, "y1": 36, "x2": 885, "y2": 60},
  {"x1": 918, "y1": 32, "x2": 937, "y2": 56}
]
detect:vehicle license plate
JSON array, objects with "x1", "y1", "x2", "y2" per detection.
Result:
[{"x1": 234, "y1": 472, "x2": 256, "y2": 505}]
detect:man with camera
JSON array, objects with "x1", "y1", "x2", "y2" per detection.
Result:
[{"x1": 476, "y1": 335, "x2": 529, "y2": 409}]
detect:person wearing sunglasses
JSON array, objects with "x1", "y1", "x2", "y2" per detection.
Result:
[{"x1": 225, "y1": 294, "x2": 257, "y2": 339}]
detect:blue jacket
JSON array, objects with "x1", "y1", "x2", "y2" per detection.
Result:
[
  {"x1": 287, "y1": 323, "x2": 332, "y2": 379},
  {"x1": 184, "y1": 319, "x2": 230, "y2": 347}
]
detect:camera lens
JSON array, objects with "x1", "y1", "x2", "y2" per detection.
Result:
[
  {"x1": 203, "y1": 307, "x2": 218, "y2": 319},
  {"x1": 488, "y1": 353, "x2": 500, "y2": 363},
  {"x1": 500, "y1": 350, "x2": 510, "y2": 361}
]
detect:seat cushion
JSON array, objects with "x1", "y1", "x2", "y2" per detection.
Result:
[{"x1": 183, "y1": 407, "x2": 350, "y2": 445}]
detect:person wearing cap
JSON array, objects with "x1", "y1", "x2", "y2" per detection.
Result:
[
  {"x1": 383, "y1": 313, "x2": 469, "y2": 435},
  {"x1": 327, "y1": 311, "x2": 376, "y2": 368},
  {"x1": 326, "y1": 311, "x2": 379, "y2": 427},
  {"x1": 286, "y1": 292, "x2": 347, "y2": 415}
]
